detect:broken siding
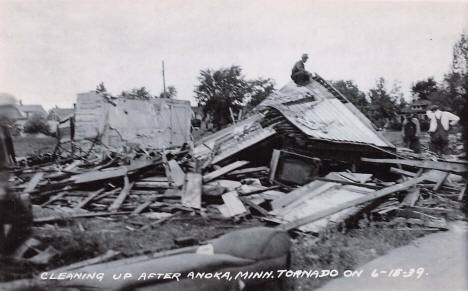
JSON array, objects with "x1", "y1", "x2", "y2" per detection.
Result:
[
  {"x1": 256, "y1": 78, "x2": 394, "y2": 148},
  {"x1": 75, "y1": 92, "x2": 191, "y2": 148},
  {"x1": 271, "y1": 98, "x2": 391, "y2": 147},
  {"x1": 193, "y1": 113, "x2": 276, "y2": 164}
]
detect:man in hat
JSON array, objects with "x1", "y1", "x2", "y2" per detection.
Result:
[
  {"x1": 402, "y1": 114, "x2": 421, "y2": 153},
  {"x1": 291, "y1": 53, "x2": 313, "y2": 85},
  {"x1": 426, "y1": 105, "x2": 460, "y2": 155}
]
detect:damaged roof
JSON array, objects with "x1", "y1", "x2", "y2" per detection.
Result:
[{"x1": 259, "y1": 76, "x2": 394, "y2": 148}]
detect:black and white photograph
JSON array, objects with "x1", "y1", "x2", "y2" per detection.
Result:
[{"x1": 0, "y1": 0, "x2": 467, "y2": 290}]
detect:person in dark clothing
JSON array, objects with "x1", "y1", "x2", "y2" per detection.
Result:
[
  {"x1": 0, "y1": 121, "x2": 32, "y2": 256},
  {"x1": 402, "y1": 114, "x2": 421, "y2": 153},
  {"x1": 291, "y1": 53, "x2": 313, "y2": 85}
]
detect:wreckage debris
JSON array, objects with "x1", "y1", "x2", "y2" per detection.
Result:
[{"x1": 3, "y1": 77, "x2": 466, "y2": 290}]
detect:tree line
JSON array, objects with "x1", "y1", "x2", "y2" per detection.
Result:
[{"x1": 194, "y1": 32, "x2": 467, "y2": 131}]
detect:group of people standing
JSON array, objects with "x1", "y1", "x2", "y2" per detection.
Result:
[{"x1": 402, "y1": 105, "x2": 460, "y2": 155}]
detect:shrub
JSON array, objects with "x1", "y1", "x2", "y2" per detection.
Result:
[{"x1": 24, "y1": 114, "x2": 50, "y2": 135}]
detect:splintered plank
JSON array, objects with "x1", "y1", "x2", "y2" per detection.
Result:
[
  {"x1": 167, "y1": 160, "x2": 186, "y2": 187},
  {"x1": 74, "y1": 188, "x2": 106, "y2": 210},
  {"x1": 203, "y1": 161, "x2": 249, "y2": 183},
  {"x1": 108, "y1": 176, "x2": 134, "y2": 212},
  {"x1": 218, "y1": 191, "x2": 247, "y2": 217},
  {"x1": 131, "y1": 199, "x2": 154, "y2": 215},
  {"x1": 24, "y1": 172, "x2": 44, "y2": 193},
  {"x1": 400, "y1": 187, "x2": 420, "y2": 207},
  {"x1": 361, "y1": 158, "x2": 468, "y2": 174},
  {"x1": 70, "y1": 167, "x2": 127, "y2": 184},
  {"x1": 33, "y1": 211, "x2": 130, "y2": 223},
  {"x1": 279, "y1": 174, "x2": 429, "y2": 231},
  {"x1": 239, "y1": 197, "x2": 270, "y2": 217},
  {"x1": 433, "y1": 172, "x2": 449, "y2": 191},
  {"x1": 41, "y1": 192, "x2": 66, "y2": 207},
  {"x1": 181, "y1": 173, "x2": 202, "y2": 209}
]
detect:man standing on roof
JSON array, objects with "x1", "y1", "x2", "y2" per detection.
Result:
[
  {"x1": 291, "y1": 53, "x2": 313, "y2": 86},
  {"x1": 426, "y1": 105, "x2": 460, "y2": 155}
]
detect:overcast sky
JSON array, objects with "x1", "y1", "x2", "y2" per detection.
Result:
[{"x1": 1, "y1": 0, "x2": 467, "y2": 109}]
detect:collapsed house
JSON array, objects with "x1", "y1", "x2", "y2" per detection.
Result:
[{"x1": 194, "y1": 74, "x2": 395, "y2": 179}]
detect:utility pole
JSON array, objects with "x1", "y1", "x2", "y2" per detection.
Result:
[{"x1": 162, "y1": 60, "x2": 167, "y2": 97}]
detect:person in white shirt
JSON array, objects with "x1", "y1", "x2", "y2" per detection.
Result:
[{"x1": 426, "y1": 105, "x2": 460, "y2": 155}]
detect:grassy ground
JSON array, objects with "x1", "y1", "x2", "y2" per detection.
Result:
[
  {"x1": 287, "y1": 220, "x2": 430, "y2": 290},
  {"x1": 13, "y1": 135, "x2": 56, "y2": 157}
]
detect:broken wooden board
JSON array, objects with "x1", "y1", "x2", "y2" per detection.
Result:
[
  {"x1": 278, "y1": 174, "x2": 429, "y2": 231},
  {"x1": 108, "y1": 176, "x2": 134, "y2": 212},
  {"x1": 362, "y1": 157, "x2": 468, "y2": 174},
  {"x1": 74, "y1": 188, "x2": 106, "y2": 210},
  {"x1": 433, "y1": 171, "x2": 449, "y2": 191},
  {"x1": 167, "y1": 159, "x2": 185, "y2": 187},
  {"x1": 181, "y1": 172, "x2": 202, "y2": 209},
  {"x1": 24, "y1": 172, "x2": 44, "y2": 193},
  {"x1": 33, "y1": 211, "x2": 130, "y2": 223},
  {"x1": 70, "y1": 167, "x2": 127, "y2": 184},
  {"x1": 203, "y1": 160, "x2": 249, "y2": 183},
  {"x1": 40, "y1": 192, "x2": 66, "y2": 207},
  {"x1": 218, "y1": 191, "x2": 247, "y2": 217},
  {"x1": 273, "y1": 185, "x2": 369, "y2": 233},
  {"x1": 400, "y1": 187, "x2": 420, "y2": 207},
  {"x1": 270, "y1": 180, "x2": 337, "y2": 210},
  {"x1": 325, "y1": 172, "x2": 373, "y2": 184},
  {"x1": 239, "y1": 196, "x2": 270, "y2": 217},
  {"x1": 227, "y1": 166, "x2": 269, "y2": 176}
]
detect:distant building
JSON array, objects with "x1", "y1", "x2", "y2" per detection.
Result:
[
  {"x1": 48, "y1": 106, "x2": 74, "y2": 122},
  {"x1": 18, "y1": 104, "x2": 47, "y2": 118},
  {"x1": 0, "y1": 104, "x2": 24, "y2": 120},
  {"x1": 400, "y1": 99, "x2": 432, "y2": 121}
]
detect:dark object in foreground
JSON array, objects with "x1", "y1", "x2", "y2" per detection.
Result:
[{"x1": 38, "y1": 227, "x2": 291, "y2": 291}]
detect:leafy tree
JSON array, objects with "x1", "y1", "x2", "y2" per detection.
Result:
[
  {"x1": 24, "y1": 114, "x2": 50, "y2": 135},
  {"x1": 451, "y1": 32, "x2": 468, "y2": 75},
  {"x1": 246, "y1": 78, "x2": 276, "y2": 108},
  {"x1": 159, "y1": 86, "x2": 177, "y2": 98},
  {"x1": 411, "y1": 77, "x2": 438, "y2": 100},
  {"x1": 330, "y1": 80, "x2": 369, "y2": 111},
  {"x1": 119, "y1": 87, "x2": 153, "y2": 100},
  {"x1": 194, "y1": 66, "x2": 250, "y2": 129},
  {"x1": 367, "y1": 77, "x2": 398, "y2": 128}
]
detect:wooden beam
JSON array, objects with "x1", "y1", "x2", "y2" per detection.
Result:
[
  {"x1": 33, "y1": 211, "x2": 130, "y2": 223},
  {"x1": 390, "y1": 167, "x2": 417, "y2": 177},
  {"x1": 24, "y1": 172, "x2": 44, "y2": 193},
  {"x1": 203, "y1": 160, "x2": 249, "y2": 183},
  {"x1": 74, "y1": 188, "x2": 106, "y2": 210},
  {"x1": 239, "y1": 197, "x2": 270, "y2": 217},
  {"x1": 400, "y1": 187, "x2": 420, "y2": 207},
  {"x1": 108, "y1": 176, "x2": 134, "y2": 212},
  {"x1": 181, "y1": 172, "x2": 202, "y2": 209},
  {"x1": 40, "y1": 192, "x2": 66, "y2": 207},
  {"x1": 227, "y1": 166, "x2": 269, "y2": 176},
  {"x1": 433, "y1": 172, "x2": 449, "y2": 191},
  {"x1": 361, "y1": 157, "x2": 467, "y2": 174},
  {"x1": 278, "y1": 174, "x2": 428, "y2": 231},
  {"x1": 167, "y1": 160, "x2": 185, "y2": 187}
]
